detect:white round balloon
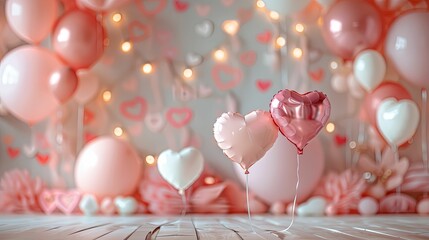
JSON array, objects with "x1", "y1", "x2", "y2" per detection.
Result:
[{"x1": 354, "y1": 50, "x2": 386, "y2": 91}]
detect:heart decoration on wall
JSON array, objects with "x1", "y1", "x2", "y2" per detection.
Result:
[
  {"x1": 120, "y1": 96, "x2": 147, "y2": 121},
  {"x1": 256, "y1": 79, "x2": 272, "y2": 92},
  {"x1": 174, "y1": 0, "x2": 189, "y2": 12},
  {"x1": 257, "y1": 30, "x2": 272, "y2": 44},
  {"x1": 194, "y1": 19, "x2": 214, "y2": 38},
  {"x1": 213, "y1": 110, "x2": 278, "y2": 173},
  {"x1": 7, "y1": 147, "x2": 20, "y2": 159},
  {"x1": 36, "y1": 153, "x2": 50, "y2": 165},
  {"x1": 166, "y1": 107, "x2": 193, "y2": 128},
  {"x1": 128, "y1": 21, "x2": 151, "y2": 42},
  {"x1": 239, "y1": 50, "x2": 257, "y2": 66},
  {"x1": 309, "y1": 68, "x2": 324, "y2": 82},
  {"x1": 39, "y1": 189, "x2": 81, "y2": 214},
  {"x1": 135, "y1": 0, "x2": 167, "y2": 17},
  {"x1": 157, "y1": 147, "x2": 204, "y2": 192},
  {"x1": 145, "y1": 112, "x2": 165, "y2": 132},
  {"x1": 211, "y1": 64, "x2": 243, "y2": 91},
  {"x1": 185, "y1": 52, "x2": 203, "y2": 67}
]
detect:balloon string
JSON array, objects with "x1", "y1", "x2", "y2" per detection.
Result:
[
  {"x1": 422, "y1": 88, "x2": 428, "y2": 172},
  {"x1": 245, "y1": 173, "x2": 256, "y2": 233},
  {"x1": 392, "y1": 144, "x2": 401, "y2": 196},
  {"x1": 281, "y1": 153, "x2": 300, "y2": 232},
  {"x1": 179, "y1": 190, "x2": 187, "y2": 218},
  {"x1": 76, "y1": 104, "x2": 84, "y2": 154}
]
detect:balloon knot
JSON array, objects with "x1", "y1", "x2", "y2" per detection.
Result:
[{"x1": 244, "y1": 169, "x2": 249, "y2": 175}]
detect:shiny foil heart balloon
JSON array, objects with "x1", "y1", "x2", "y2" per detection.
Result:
[
  {"x1": 213, "y1": 110, "x2": 278, "y2": 173},
  {"x1": 270, "y1": 90, "x2": 331, "y2": 154}
]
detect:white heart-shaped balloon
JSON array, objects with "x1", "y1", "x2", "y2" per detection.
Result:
[
  {"x1": 353, "y1": 50, "x2": 386, "y2": 91},
  {"x1": 79, "y1": 194, "x2": 99, "y2": 216},
  {"x1": 185, "y1": 52, "x2": 203, "y2": 67},
  {"x1": 194, "y1": 20, "x2": 214, "y2": 38},
  {"x1": 114, "y1": 196, "x2": 137, "y2": 215},
  {"x1": 296, "y1": 196, "x2": 327, "y2": 216},
  {"x1": 157, "y1": 147, "x2": 204, "y2": 192},
  {"x1": 376, "y1": 98, "x2": 419, "y2": 146}
]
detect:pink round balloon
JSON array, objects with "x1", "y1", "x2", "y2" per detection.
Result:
[
  {"x1": 75, "y1": 136, "x2": 142, "y2": 199},
  {"x1": 234, "y1": 135, "x2": 325, "y2": 205},
  {"x1": 50, "y1": 68, "x2": 79, "y2": 104},
  {"x1": 73, "y1": 70, "x2": 100, "y2": 104},
  {"x1": 6, "y1": 0, "x2": 58, "y2": 43},
  {"x1": 270, "y1": 90, "x2": 330, "y2": 154},
  {"x1": 322, "y1": 0, "x2": 383, "y2": 60},
  {"x1": 78, "y1": 0, "x2": 130, "y2": 12},
  {"x1": 0, "y1": 45, "x2": 61, "y2": 125},
  {"x1": 52, "y1": 10, "x2": 105, "y2": 70},
  {"x1": 385, "y1": 10, "x2": 429, "y2": 88}
]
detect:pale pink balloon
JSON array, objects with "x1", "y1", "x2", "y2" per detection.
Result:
[
  {"x1": 52, "y1": 10, "x2": 105, "y2": 70},
  {"x1": 234, "y1": 136, "x2": 325, "y2": 205},
  {"x1": 322, "y1": 0, "x2": 383, "y2": 60},
  {"x1": 385, "y1": 10, "x2": 429, "y2": 88},
  {"x1": 0, "y1": 45, "x2": 61, "y2": 125},
  {"x1": 78, "y1": 0, "x2": 130, "y2": 12},
  {"x1": 75, "y1": 136, "x2": 142, "y2": 199},
  {"x1": 50, "y1": 68, "x2": 79, "y2": 104},
  {"x1": 6, "y1": 0, "x2": 58, "y2": 43},
  {"x1": 213, "y1": 110, "x2": 278, "y2": 173},
  {"x1": 270, "y1": 90, "x2": 330, "y2": 154},
  {"x1": 73, "y1": 70, "x2": 100, "y2": 105}
]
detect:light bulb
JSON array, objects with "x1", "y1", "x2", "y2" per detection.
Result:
[
  {"x1": 204, "y1": 176, "x2": 215, "y2": 185},
  {"x1": 330, "y1": 61, "x2": 339, "y2": 70},
  {"x1": 183, "y1": 68, "x2": 193, "y2": 79},
  {"x1": 213, "y1": 49, "x2": 226, "y2": 61},
  {"x1": 292, "y1": 48, "x2": 303, "y2": 59},
  {"x1": 112, "y1": 13, "x2": 122, "y2": 23},
  {"x1": 114, "y1": 127, "x2": 123, "y2": 137},
  {"x1": 222, "y1": 20, "x2": 240, "y2": 35},
  {"x1": 295, "y1": 23, "x2": 305, "y2": 33},
  {"x1": 256, "y1": 0, "x2": 265, "y2": 8},
  {"x1": 276, "y1": 36, "x2": 286, "y2": 47},
  {"x1": 145, "y1": 155, "x2": 155, "y2": 165},
  {"x1": 269, "y1": 11, "x2": 279, "y2": 20},
  {"x1": 142, "y1": 63, "x2": 153, "y2": 74},
  {"x1": 326, "y1": 122, "x2": 335, "y2": 133},
  {"x1": 121, "y1": 41, "x2": 132, "y2": 52},
  {"x1": 349, "y1": 141, "x2": 357, "y2": 149},
  {"x1": 102, "y1": 90, "x2": 112, "y2": 102}
]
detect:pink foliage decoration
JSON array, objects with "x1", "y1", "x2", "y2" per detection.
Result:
[
  {"x1": 139, "y1": 166, "x2": 267, "y2": 214},
  {"x1": 401, "y1": 162, "x2": 429, "y2": 193},
  {"x1": 314, "y1": 169, "x2": 366, "y2": 215},
  {"x1": 0, "y1": 169, "x2": 45, "y2": 213},
  {"x1": 358, "y1": 148, "x2": 409, "y2": 199}
]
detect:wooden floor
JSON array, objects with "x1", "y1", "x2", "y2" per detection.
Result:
[{"x1": 0, "y1": 214, "x2": 428, "y2": 239}]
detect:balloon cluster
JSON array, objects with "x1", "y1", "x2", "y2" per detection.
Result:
[{"x1": 0, "y1": 0, "x2": 128, "y2": 125}]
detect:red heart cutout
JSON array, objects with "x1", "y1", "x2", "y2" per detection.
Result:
[
  {"x1": 7, "y1": 147, "x2": 20, "y2": 159},
  {"x1": 211, "y1": 64, "x2": 243, "y2": 91},
  {"x1": 39, "y1": 190, "x2": 58, "y2": 214},
  {"x1": 135, "y1": 0, "x2": 167, "y2": 16},
  {"x1": 334, "y1": 134, "x2": 347, "y2": 146},
  {"x1": 166, "y1": 107, "x2": 193, "y2": 128},
  {"x1": 56, "y1": 190, "x2": 81, "y2": 215},
  {"x1": 85, "y1": 132, "x2": 98, "y2": 144},
  {"x1": 36, "y1": 153, "x2": 50, "y2": 165},
  {"x1": 128, "y1": 21, "x2": 151, "y2": 42},
  {"x1": 256, "y1": 79, "x2": 272, "y2": 92},
  {"x1": 270, "y1": 90, "x2": 331, "y2": 154},
  {"x1": 120, "y1": 96, "x2": 147, "y2": 121},
  {"x1": 174, "y1": 0, "x2": 189, "y2": 12},
  {"x1": 240, "y1": 51, "x2": 257, "y2": 66},
  {"x1": 257, "y1": 30, "x2": 272, "y2": 44},
  {"x1": 237, "y1": 8, "x2": 253, "y2": 24},
  {"x1": 84, "y1": 108, "x2": 94, "y2": 125},
  {"x1": 309, "y1": 68, "x2": 324, "y2": 82}
]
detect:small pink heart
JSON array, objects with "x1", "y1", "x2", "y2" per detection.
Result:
[
  {"x1": 36, "y1": 153, "x2": 50, "y2": 165},
  {"x1": 213, "y1": 111, "x2": 278, "y2": 172},
  {"x1": 239, "y1": 51, "x2": 257, "y2": 66},
  {"x1": 257, "y1": 30, "x2": 272, "y2": 44},
  {"x1": 120, "y1": 96, "x2": 147, "y2": 121},
  {"x1": 270, "y1": 90, "x2": 331, "y2": 154},
  {"x1": 135, "y1": 0, "x2": 167, "y2": 16},
  {"x1": 256, "y1": 79, "x2": 272, "y2": 92},
  {"x1": 211, "y1": 64, "x2": 243, "y2": 91},
  {"x1": 7, "y1": 147, "x2": 20, "y2": 159},
  {"x1": 309, "y1": 68, "x2": 324, "y2": 82},
  {"x1": 195, "y1": 4, "x2": 211, "y2": 16},
  {"x1": 128, "y1": 21, "x2": 151, "y2": 42},
  {"x1": 166, "y1": 107, "x2": 193, "y2": 128},
  {"x1": 39, "y1": 190, "x2": 58, "y2": 214},
  {"x1": 56, "y1": 190, "x2": 81, "y2": 215},
  {"x1": 237, "y1": 8, "x2": 253, "y2": 24},
  {"x1": 222, "y1": 0, "x2": 235, "y2": 7},
  {"x1": 174, "y1": 0, "x2": 189, "y2": 12},
  {"x1": 145, "y1": 113, "x2": 165, "y2": 132}
]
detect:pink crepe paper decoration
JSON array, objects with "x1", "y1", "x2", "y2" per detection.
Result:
[{"x1": 401, "y1": 162, "x2": 429, "y2": 193}]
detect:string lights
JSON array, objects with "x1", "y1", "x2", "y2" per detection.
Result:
[
  {"x1": 256, "y1": 0, "x2": 265, "y2": 8},
  {"x1": 121, "y1": 41, "x2": 132, "y2": 52},
  {"x1": 222, "y1": 20, "x2": 240, "y2": 35},
  {"x1": 276, "y1": 36, "x2": 286, "y2": 48},
  {"x1": 102, "y1": 90, "x2": 112, "y2": 102},
  {"x1": 326, "y1": 122, "x2": 335, "y2": 133},
  {"x1": 292, "y1": 47, "x2": 303, "y2": 59},
  {"x1": 183, "y1": 68, "x2": 193, "y2": 79},
  {"x1": 112, "y1": 13, "x2": 122, "y2": 23},
  {"x1": 213, "y1": 49, "x2": 226, "y2": 62},
  {"x1": 142, "y1": 63, "x2": 153, "y2": 74},
  {"x1": 295, "y1": 23, "x2": 305, "y2": 33},
  {"x1": 113, "y1": 126, "x2": 124, "y2": 137},
  {"x1": 145, "y1": 155, "x2": 156, "y2": 165}
]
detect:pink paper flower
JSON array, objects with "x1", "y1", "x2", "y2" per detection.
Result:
[
  {"x1": 0, "y1": 169, "x2": 45, "y2": 213},
  {"x1": 314, "y1": 169, "x2": 366, "y2": 215},
  {"x1": 139, "y1": 166, "x2": 267, "y2": 214},
  {"x1": 379, "y1": 193, "x2": 416, "y2": 213},
  {"x1": 358, "y1": 148, "x2": 409, "y2": 199}
]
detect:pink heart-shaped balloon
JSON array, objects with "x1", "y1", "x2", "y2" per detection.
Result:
[
  {"x1": 213, "y1": 110, "x2": 278, "y2": 173},
  {"x1": 270, "y1": 90, "x2": 330, "y2": 154}
]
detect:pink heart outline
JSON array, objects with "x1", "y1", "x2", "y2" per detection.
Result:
[
  {"x1": 135, "y1": 0, "x2": 167, "y2": 17},
  {"x1": 39, "y1": 190, "x2": 58, "y2": 214},
  {"x1": 120, "y1": 96, "x2": 147, "y2": 121},
  {"x1": 166, "y1": 107, "x2": 193, "y2": 128},
  {"x1": 211, "y1": 64, "x2": 243, "y2": 91},
  {"x1": 128, "y1": 20, "x2": 151, "y2": 42},
  {"x1": 56, "y1": 190, "x2": 81, "y2": 215}
]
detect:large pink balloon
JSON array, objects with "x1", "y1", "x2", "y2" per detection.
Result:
[
  {"x1": 322, "y1": 0, "x2": 383, "y2": 60},
  {"x1": 49, "y1": 68, "x2": 79, "y2": 104},
  {"x1": 0, "y1": 46, "x2": 61, "y2": 125},
  {"x1": 270, "y1": 90, "x2": 331, "y2": 154},
  {"x1": 385, "y1": 10, "x2": 429, "y2": 88},
  {"x1": 75, "y1": 136, "x2": 142, "y2": 199},
  {"x1": 78, "y1": 0, "x2": 130, "y2": 12},
  {"x1": 6, "y1": 0, "x2": 58, "y2": 43},
  {"x1": 52, "y1": 10, "x2": 105, "y2": 70},
  {"x1": 234, "y1": 135, "x2": 325, "y2": 205}
]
